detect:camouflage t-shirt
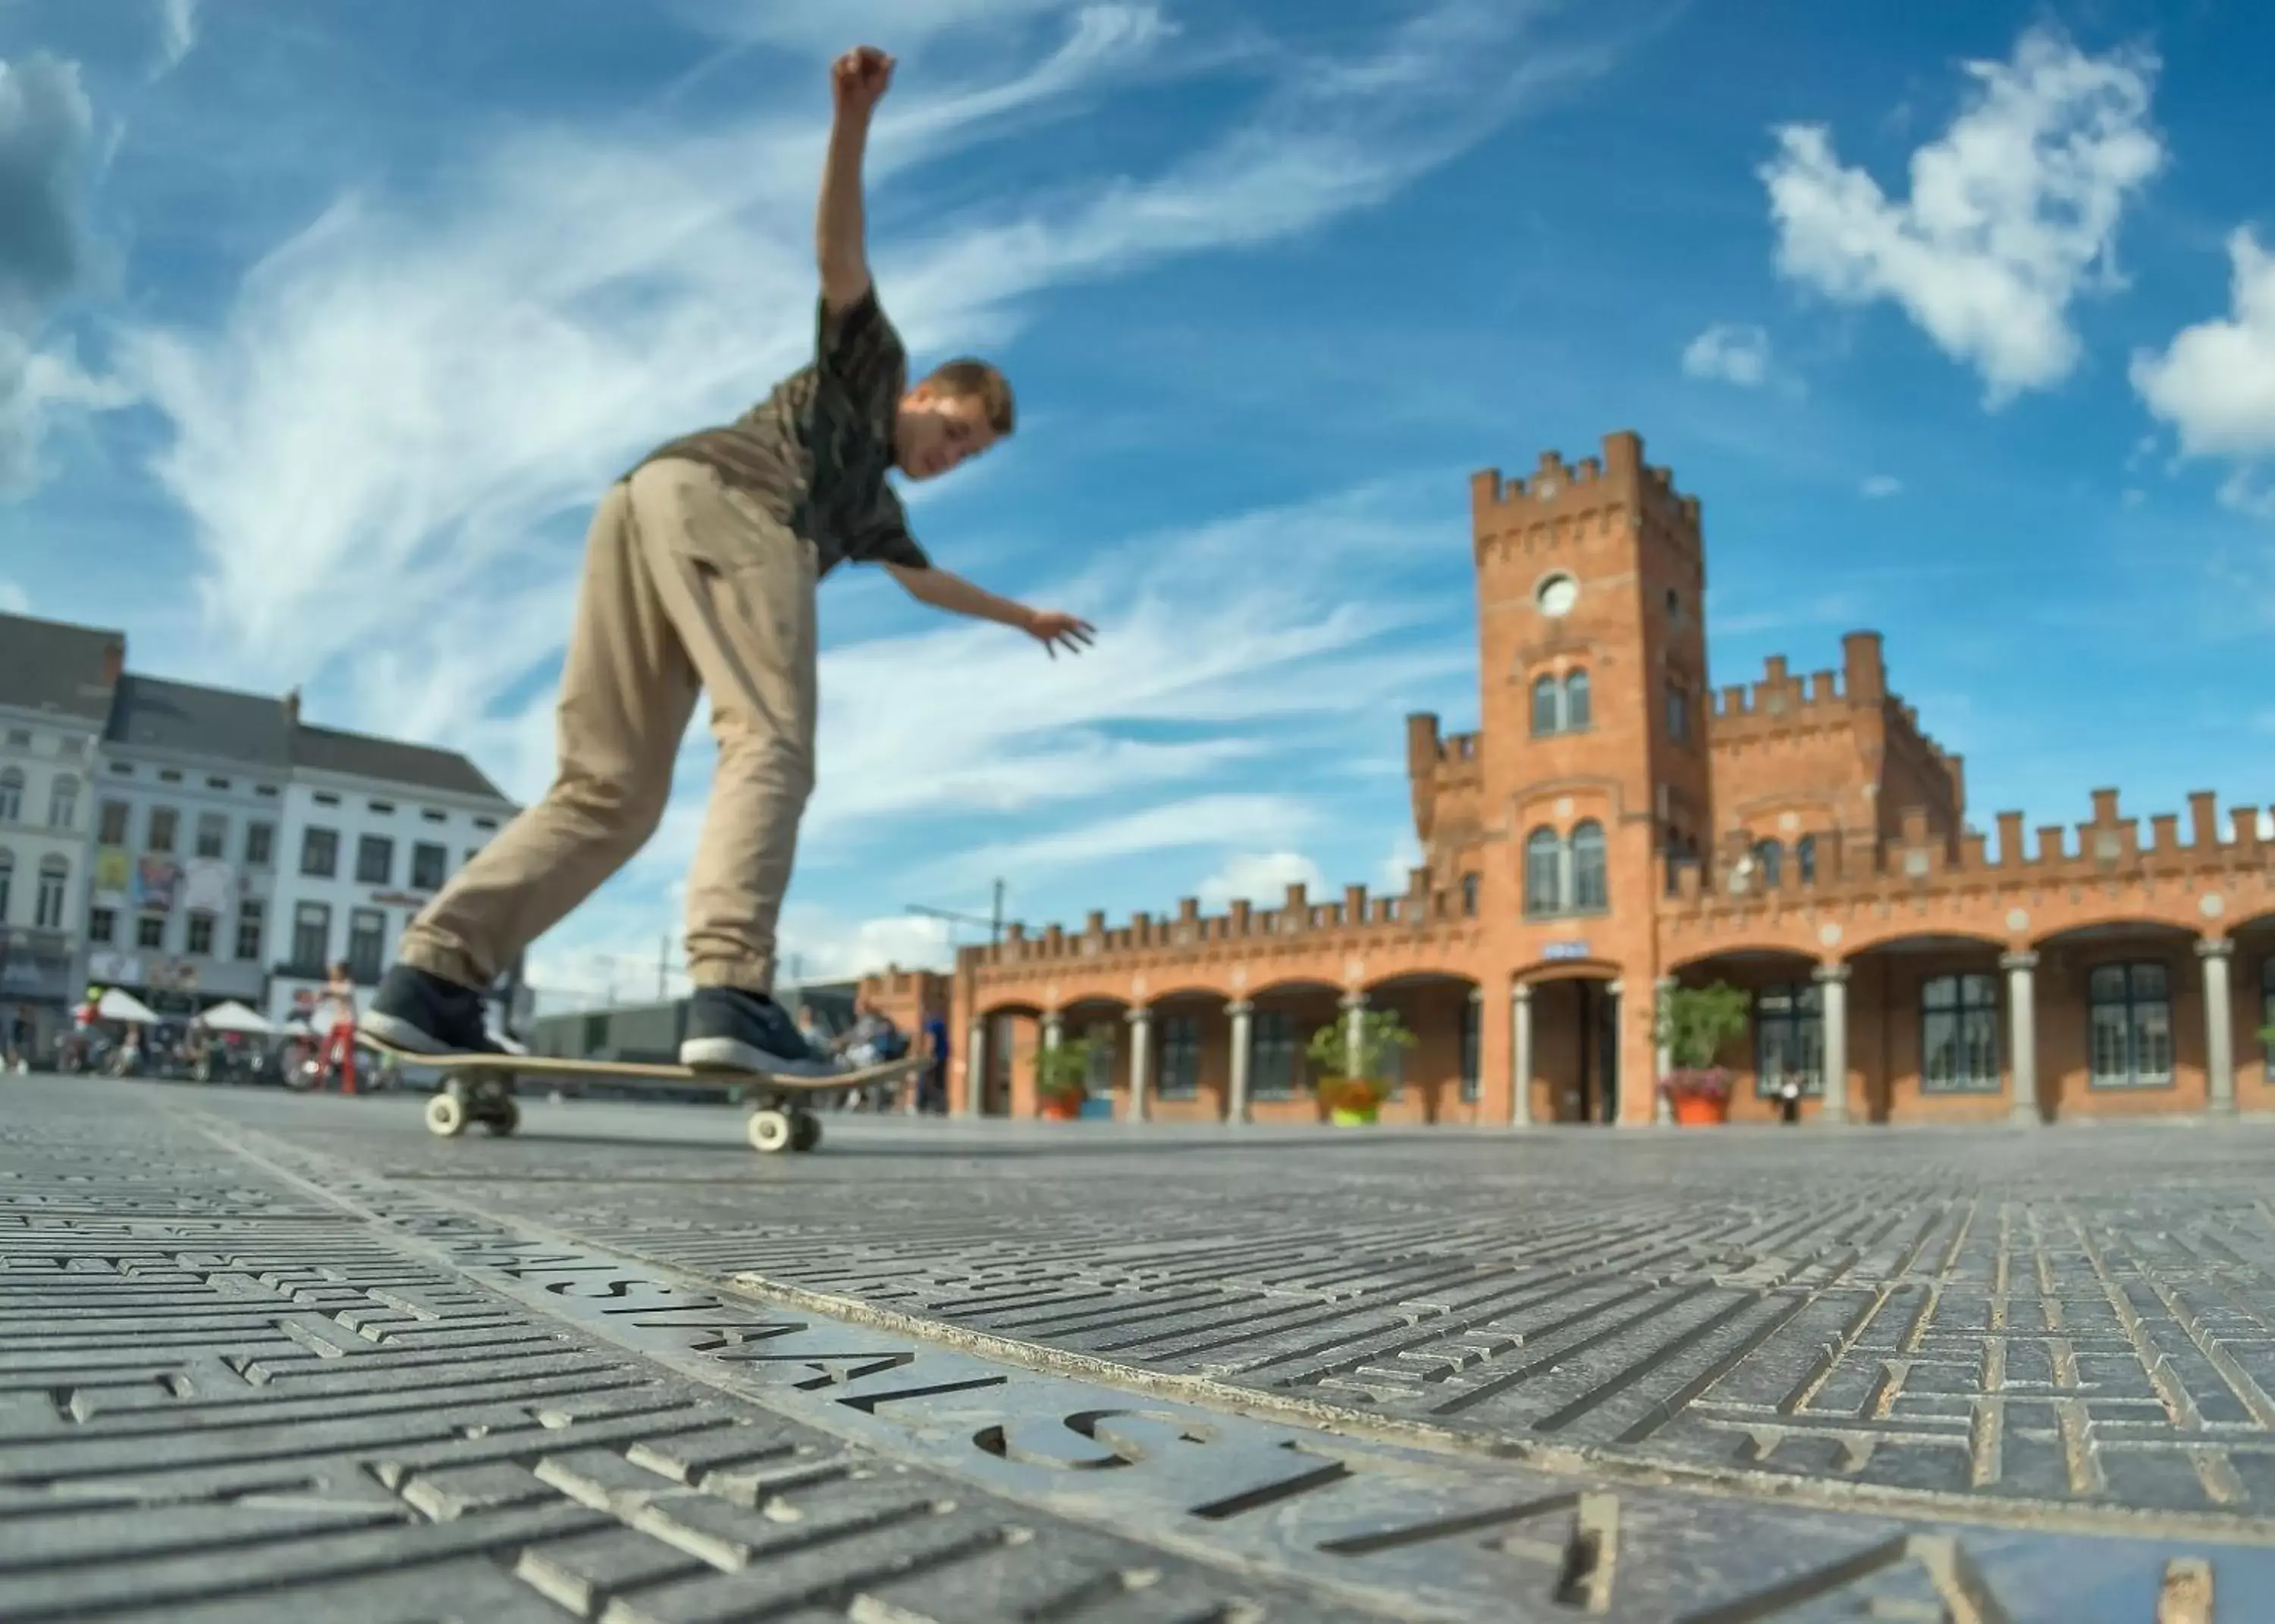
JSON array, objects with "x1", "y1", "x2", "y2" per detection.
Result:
[{"x1": 632, "y1": 290, "x2": 929, "y2": 578}]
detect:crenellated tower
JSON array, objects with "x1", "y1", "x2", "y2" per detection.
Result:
[{"x1": 1458, "y1": 431, "x2": 1712, "y2": 904}]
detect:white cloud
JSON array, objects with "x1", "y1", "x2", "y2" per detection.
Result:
[
  {"x1": 1761, "y1": 27, "x2": 2162, "y2": 406},
  {"x1": 0, "y1": 50, "x2": 120, "y2": 494},
  {"x1": 2130, "y1": 230, "x2": 2275, "y2": 481},
  {"x1": 1378, "y1": 828, "x2": 1423, "y2": 893},
  {"x1": 1197, "y1": 850, "x2": 1323, "y2": 908},
  {"x1": 0, "y1": 578, "x2": 28, "y2": 613},
  {"x1": 1681, "y1": 323, "x2": 1770, "y2": 387},
  {"x1": 1860, "y1": 473, "x2": 1902, "y2": 498},
  {"x1": 154, "y1": 0, "x2": 198, "y2": 78}
]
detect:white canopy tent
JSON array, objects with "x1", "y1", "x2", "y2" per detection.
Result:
[
  {"x1": 96, "y1": 988, "x2": 161, "y2": 1025},
  {"x1": 193, "y1": 1001, "x2": 276, "y2": 1036}
]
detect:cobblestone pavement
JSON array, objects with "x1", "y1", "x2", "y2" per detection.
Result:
[{"x1": 6, "y1": 1078, "x2": 2275, "y2": 1619}]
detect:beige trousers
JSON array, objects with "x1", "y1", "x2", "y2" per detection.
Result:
[{"x1": 397, "y1": 458, "x2": 816, "y2": 995}]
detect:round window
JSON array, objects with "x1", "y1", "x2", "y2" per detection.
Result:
[{"x1": 1536, "y1": 573, "x2": 1580, "y2": 618}]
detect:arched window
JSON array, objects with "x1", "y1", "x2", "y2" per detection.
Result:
[
  {"x1": 1563, "y1": 670, "x2": 1591, "y2": 730},
  {"x1": 1796, "y1": 833, "x2": 1817, "y2": 884},
  {"x1": 34, "y1": 856, "x2": 67, "y2": 930},
  {"x1": 1753, "y1": 839, "x2": 1783, "y2": 887},
  {"x1": 0, "y1": 848, "x2": 12, "y2": 920},
  {"x1": 0, "y1": 769, "x2": 20, "y2": 823},
  {"x1": 47, "y1": 774, "x2": 78, "y2": 830},
  {"x1": 1530, "y1": 675, "x2": 1559, "y2": 735},
  {"x1": 1571, "y1": 820, "x2": 1608, "y2": 910},
  {"x1": 1523, "y1": 827, "x2": 1563, "y2": 916}
]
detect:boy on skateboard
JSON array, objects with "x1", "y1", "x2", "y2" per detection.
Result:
[{"x1": 363, "y1": 45, "x2": 1094, "y2": 1076}]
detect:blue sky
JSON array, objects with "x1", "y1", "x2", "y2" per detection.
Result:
[{"x1": 2, "y1": 0, "x2": 2272, "y2": 1005}]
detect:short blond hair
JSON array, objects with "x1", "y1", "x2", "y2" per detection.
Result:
[{"x1": 922, "y1": 358, "x2": 1015, "y2": 436}]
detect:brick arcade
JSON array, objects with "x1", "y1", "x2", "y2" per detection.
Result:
[{"x1": 861, "y1": 431, "x2": 2275, "y2": 1128}]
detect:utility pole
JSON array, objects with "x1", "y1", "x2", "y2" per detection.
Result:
[
  {"x1": 905, "y1": 877, "x2": 1012, "y2": 948},
  {"x1": 657, "y1": 933, "x2": 670, "y2": 1002}
]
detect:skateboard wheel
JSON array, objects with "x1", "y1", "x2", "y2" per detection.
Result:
[
  {"x1": 481, "y1": 1099, "x2": 519, "y2": 1136},
  {"x1": 425, "y1": 1093, "x2": 468, "y2": 1136},
  {"x1": 747, "y1": 1108, "x2": 793, "y2": 1154},
  {"x1": 790, "y1": 1111, "x2": 821, "y2": 1152}
]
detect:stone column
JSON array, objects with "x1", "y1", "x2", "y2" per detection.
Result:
[
  {"x1": 1226, "y1": 999, "x2": 1253, "y2": 1124},
  {"x1": 2200, "y1": 938, "x2": 2236, "y2": 1116},
  {"x1": 1127, "y1": 1005, "x2": 1153, "y2": 1124},
  {"x1": 1813, "y1": 963, "x2": 1849, "y2": 1124},
  {"x1": 2001, "y1": 952, "x2": 2038, "y2": 1126},
  {"x1": 963, "y1": 1017, "x2": 986, "y2": 1118},
  {"x1": 1654, "y1": 976, "x2": 1676, "y2": 1126},
  {"x1": 1510, "y1": 980, "x2": 1533, "y2": 1128}
]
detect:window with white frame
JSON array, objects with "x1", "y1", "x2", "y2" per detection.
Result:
[
  {"x1": 1754, "y1": 983, "x2": 1823, "y2": 1096},
  {"x1": 1525, "y1": 825, "x2": 1607, "y2": 917},
  {"x1": 1157, "y1": 1014, "x2": 1200, "y2": 1099},
  {"x1": 1921, "y1": 973, "x2": 2000, "y2": 1093},
  {"x1": 0, "y1": 770, "x2": 20, "y2": 823},
  {"x1": 47, "y1": 775, "x2": 77, "y2": 829},
  {"x1": 33, "y1": 857, "x2": 66, "y2": 930},
  {"x1": 1250, "y1": 1009, "x2": 1299, "y2": 1100},
  {"x1": 1530, "y1": 669, "x2": 1591, "y2": 735},
  {"x1": 2088, "y1": 962, "x2": 2172, "y2": 1088},
  {"x1": 1524, "y1": 827, "x2": 1561, "y2": 917}
]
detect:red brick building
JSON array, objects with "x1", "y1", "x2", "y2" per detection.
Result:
[{"x1": 871, "y1": 431, "x2": 2275, "y2": 1127}]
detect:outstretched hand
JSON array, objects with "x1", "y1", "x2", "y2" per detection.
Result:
[
  {"x1": 831, "y1": 45, "x2": 894, "y2": 118},
  {"x1": 1024, "y1": 610, "x2": 1096, "y2": 659}
]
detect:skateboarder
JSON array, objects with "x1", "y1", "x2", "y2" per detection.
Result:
[{"x1": 364, "y1": 44, "x2": 1093, "y2": 1077}]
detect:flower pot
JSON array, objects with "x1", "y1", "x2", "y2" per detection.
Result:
[
  {"x1": 1329, "y1": 1105, "x2": 1379, "y2": 1127},
  {"x1": 1038, "y1": 1096, "x2": 1081, "y2": 1121},
  {"x1": 1671, "y1": 1094, "x2": 1727, "y2": 1127}
]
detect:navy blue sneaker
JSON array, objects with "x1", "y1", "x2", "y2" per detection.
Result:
[
  {"x1": 362, "y1": 964, "x2": 501, "y2": 1056},
  {"x1": 680, "y1": 987, "x2": 840, "y2": 1076}
]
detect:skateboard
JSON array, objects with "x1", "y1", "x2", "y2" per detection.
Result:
[{"x1": 355, "y1": 1036, "x2": 924, "y2": 1153}]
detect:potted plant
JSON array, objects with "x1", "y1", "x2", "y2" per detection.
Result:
[
  {"x1": 1305, "y1": 1008, "x2": 1417, "y2": 1126},
  {"x1": 1655, "y1": 981, "x2": 1750, "y2": 1127},
  {"x1": 1034, "y1": 1033, "x2": 1093, "y2": 1121}
]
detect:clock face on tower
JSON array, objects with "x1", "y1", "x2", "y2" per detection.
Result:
[{"x1": 1536, "y1": 572, "x2": 1579, "y2": 618}]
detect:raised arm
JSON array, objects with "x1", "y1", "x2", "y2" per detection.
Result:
[
  {"x1": 885, "y1": 563, "x2": 1097, "y2": 659},
  {"x1": 818, "y1": 46, "x2": 893, "y2": 312}
]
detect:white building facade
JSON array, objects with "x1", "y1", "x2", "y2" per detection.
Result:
[
  {"x1": 82, "y1": 676, "x2": 293, "y2": 1020},
  {"x1": 0, "y1": 614, "x2": 122, "y2": 1053},
  {"x1": 267, "y1": 706, "x2": 522, "y2": 1032}
]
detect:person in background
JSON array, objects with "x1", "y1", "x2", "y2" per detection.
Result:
[
  {"x1": 921, "y1": 1011, "x2": 949, "y2": 1113},
  {"x1": 317, "y1": 961, "x2": 359, "y2": 1096}
]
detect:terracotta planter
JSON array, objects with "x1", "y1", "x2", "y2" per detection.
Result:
[
  {"x1": 1329, "y1": 1105, "x2": 1379, "y2": 1127},
  {"x1": 1038, "y1": 1096, "x2": 1082, "y2": 1121},
  {"x1": 1671, "y1": 1094, "x2": 1728, "y2": 1127}
]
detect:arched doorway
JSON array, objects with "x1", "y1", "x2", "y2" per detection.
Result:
[{"x1": 1517, "y1": 968, "x2": 1625, "y2": 1125}]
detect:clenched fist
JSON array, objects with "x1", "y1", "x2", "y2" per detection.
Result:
[{"x1": 831, "y1": 46, "x2": 894, "y2": 118}]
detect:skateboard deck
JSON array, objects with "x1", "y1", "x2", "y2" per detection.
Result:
[{"x1": 356, "y1": 1034, "x2": 924, "y2": 1153}]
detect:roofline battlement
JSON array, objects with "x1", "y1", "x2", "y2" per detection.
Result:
[
  {"x1": 955, "y1": 867, "x2": 1476, "y2": 977},
  {"x1": 1662, "y1": 789, "x2": 2270, "y2": 913},
  {"x1": 1469, "y1": 431, "x2": 1702, "y2": 535}
]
